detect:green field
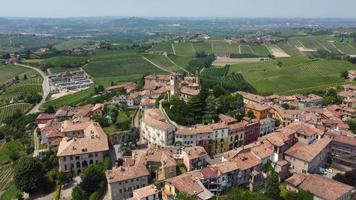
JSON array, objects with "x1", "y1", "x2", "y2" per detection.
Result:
[
  {"x1": 173, "y1": 43, "x2": 196, "y2": 57},
  {"x1": 168, "y1": 55, "x2": 194, "y2": 69},
  {"x1": 0, "y1": 70, "x2": 43, "y2": 105},
  {"x1": 149, "y1": 42, "x2": 173, "y2": 54},
  {"x1": 229, "y1": 56, "x2": 356, "y2": 95},
  {"x1": 41, "y1": 87, "x2": 95, "y2": 110},
  {"x1": 211, "y1": 40, "x2": 240, "y2": 56},
  {"x1": 41, "y1": 56, "x2": 89, "y2": 74},
  {"x1": 192, "y1": 42, "x2": 213, "y2": 54},
  {"x1": 85, "y1": 53, "x2": 165, "y2": 86},
  {"x1": 249, "y1": 44, "x2": 270, "y2": 56},
  {"x1": 142, "y1": 54, "x2": 181, "y2": 72},
  {"x1": 0, "y1": 103, "x2": 30, "y2": 122},
  {"x1": 53, "y1": 39, "x2": 94, "y2": 51},
  {"x1": 0, "y1": 65, "x2": 29, "y2": 83}
]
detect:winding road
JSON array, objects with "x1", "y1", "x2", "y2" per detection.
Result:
[{"x1": 15, "y1": 63, "x2": 50, "y2": 114}]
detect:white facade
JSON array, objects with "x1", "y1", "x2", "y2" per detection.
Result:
[
  {"x1": 260, "y1": 118, "x2": 275, "y2": 136},
  {"x1": 175, "y1": 134, "x2": 197, "y2": 146},
  {"x1": 141, "y1": 121, "x2": 175, "y2": 147},
  {"x1": 58, "y1": 151, "x2": 105, "y2": 174}
]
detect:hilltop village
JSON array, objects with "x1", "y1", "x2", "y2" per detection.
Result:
[{"x1": 30, "y1": 71, "x2": 356, "y2": 200}]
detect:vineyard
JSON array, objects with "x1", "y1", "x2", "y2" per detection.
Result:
[
  {"x1": 229, "y1": 56, "x2": 356, "y2": 95},
  {"x1": 142, "y1": 54, "x2": 182, "y2": 72},
  {"x1": 41, "y1": 87, "x2": 95, "y2": 110},
  {"x1": 0, "y1": 70, "x2": 43, "y2": 105},
  {"x1": 0, "y1": 103, "x2": 30, "y2": 122},
  {"x1": 0, "y1": 164, "x2": 14, "y2": 195}
]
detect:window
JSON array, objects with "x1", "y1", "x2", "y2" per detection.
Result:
[{"x1": 63, "y1": 157, "x2": 66, "y2": 162}]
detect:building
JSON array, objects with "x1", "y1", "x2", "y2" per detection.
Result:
[
  {"x1": 36, "y1": 113, "x2": 55, "y2": 129},
  {"x1": 40, "y1": 119, "x2": 63, "y2": 147},
  {"x1": 331, "y1": 135, "x2": 356, "y2": 168},
  {"x1": 237, "y1": 92, "x2": 268, "y2": 105},
  {"x1": 286, "y1": 173, "x2": 354, "y2": 200},
  {"x1": 128, "y1": 185, "x2": 160, "y2": 200},
  {"x1": 271, "y1": 105, "x2": 303, "y2": 127},
  {"x1": 285, "y1": 137, "x2": 331, "y2": 173},
  {"x1": 182, "y1": 146, "x2": 209, "y2": 171},
  {"x1": 140, "y1": 109, "x2": 175, "y2": 147},
  {"x1": 244, "y1": 104, "x2": 271, "y2": 120},
  {"x1": 106, "y1": 165, "x2": 150, "y2": 200},
  {"x1": 105, "y1": 82, "x2": 137, "y2": 93},
  {"x1": 57, "y1": 120, "x2": 109, "y2": 174},
  {"x1": 348, "y1": 70, "x2": 356, "y2": 80},
  {"x1": 48, "y1": 70, "x2": 94, "y2": 92},
  {"x1": 162, "y1": 170, "x2": 213, "y2": 200},
  {"x1": 259, "y1": 118, "x2": 275, "y2": 136},
  {"x1": 298, "y1": 94, "x2": 323, "y2": 109},
  {"x1": 243, "y1": 119, "x2": 260, "y2": 145},
  {"x1": 227, "y1": 121, "x2": 245, "y2": 149}
]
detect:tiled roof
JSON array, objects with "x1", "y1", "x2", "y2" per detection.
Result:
[
  {"x1": 285, "y1": 137, "x2": 332, "y2": 162},
  {"x1": 182, "y1": 146, "x2": 208, "y2": 160},
  {"x1": 333, "y1": 135, "x2": 356, "y2": 146},
  {"x1": 287, "y1": 122, "x2": 324, "y2": 137},
  {"x1": 165, "y1": 170, "x2": 204, "y2": 196},
  {"x1": 57, "y1": 121, "x2": 109, "y2": 157},
  {"x1": 286, "y1": 173, "x2": 353, "y2": 200},
  {"x1": 130, "y1": 185, "x2": 159, "y2": 200},
  {"x1": 106, "y1": 165, "x2": 149, "y2": 183},
  {"x1": 142, "y1": 109, "x2": 174, "y2": 130}
]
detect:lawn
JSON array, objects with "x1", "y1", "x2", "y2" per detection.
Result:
[
  {"x1": 41, "y1": 87, "x2": 95, "y2": 110},
  {"x1": 229, "y1": 56, "x2": 356, "y2": 95}
]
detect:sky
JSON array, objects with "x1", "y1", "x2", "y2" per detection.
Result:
[{"x1": 0, "y1": 0, "x2": 356, "y2": 18}]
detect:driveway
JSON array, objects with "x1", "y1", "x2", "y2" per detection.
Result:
[{"x1": 15, "y1": 63, "x2": 50, "y2": 114}]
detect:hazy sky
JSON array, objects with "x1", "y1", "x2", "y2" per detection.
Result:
[{"x1": 1, "y1": 0, "x2": 356, "y2": 18}]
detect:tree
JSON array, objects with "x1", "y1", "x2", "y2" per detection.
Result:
[
  {"x1": 285, "y1": 189, "x2": 313, "y2": 200},
  {"x1": 340, "y1": 71, "x2": 349, "y2": 79},
  {"x1": 265, "y1": 172, "x2": 281, "y2": 200},
  {"x1": 212, "y1": 85, "x2": 227, "y2": 97},
  {"x1": 176, "y1": 192, "x2": 197, "y2": 200},
  {"x1": 57, "y1": 171, "x2": 72, "y2": 185},
  {"x1": 323, "y1": 88, "x2": 343, "y2": 105},
  {"x1": 277, "y1": 61, "x2": 283, "y2": 67},
  {"x1": 80, "y1": 164, "x2": 105, "y2": 194},
  {"x1": 247, "y1": 110, "x2": 256, "y2": 119},
  {"x1": 281, "y1": 103, "x2": 290, "y2": 109},
  {"x1": 23, "y1": 74, "x2": 28, "y2": 80},
  {"x1": 95, "y1": 85, "x2": 104, "y2": 94},
  {"x1": 275, "y1": 118, "x2": 281, "y2": 128},
  {"x1": 72, "y1": 185, "x2": 87, "y2": 200},
  {"x1": 45, "y1": 105, "x2": 55, "y2": 114},
  {"x1": 14, "y1": 157, "x2": 44, "y2": 194},
  {"x1": 346, "y1": 118, "x2": 356, "y2": 134}
]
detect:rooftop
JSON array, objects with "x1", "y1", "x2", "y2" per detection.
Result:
[
  {"x1": 286, "y1": 173, "x2": 353, "y2": 200},
  {"x1": 106, "y1": 165, "x2": 150, "y2": 183},
  {"x1": 182, "y1": 146, "x2": 208, "y2": 160}
]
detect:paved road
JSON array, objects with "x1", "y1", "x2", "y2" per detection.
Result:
[{"x1": 15, "y1": 63, "x2": 50, "y2": 114}]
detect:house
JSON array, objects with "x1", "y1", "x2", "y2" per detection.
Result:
[
  {"x1": 236, "y1": 92, "x2": 268, "y2": 105},
  {"x1": 182, "y1": 146, "x2": 209, "y2": 171},
  {"x1": 140, "y1": 98, "x2": 156, "y2": 109},
  {"x1": 285, "y1": 137, "x2": 331, "y2": 173},
  {"x1": 227, "y1": 121, "x2": 245, "y2": 149},
  {"x1": 287, "y1": 122, "x2": 324, "y2": 144},
  {"x1": 127, "y1": 92, "x2": 142, "y2": 107},
  {"x1": 244, "y1": 104, "x2": 271, "y2": 120},
  {"x1": 140, "y1": 109, "x2": 175, "y2": 147},
  {"x1": 162, "y1": 170, "x2": 213, "y2": 200},
  {"x1": 259, "y1": 118, "x2": 275, "y2": 136},
  {"x1": 273, "y1": 160, "x2": 290, "y2": 181},
  {"x1": 36, "y1": 113, "x2": 55, "y2": 129},
  {"x1": 55, "y1": 106, "x2": 75, "y2": 121},
  {"x1": 106, "y1": 165, "x2": 150, "y2": 200},
  {"x1": 286, "y1": 173, "x2": 354, "y2": 200},
  {"x1": 331, "y1": 135, "x2": 356, "y2": 168},
  {"x1": 57, "y1": 120, "x2": 109, "y2": 175},
  {"x1": 243, "y1": 118, "x2": 260, "y2": 145},
  {"x1": 40, "y1": 119, "x2": 63, "y2": 147},
  {"x1": 348, "y1": 70, "x2": 356, "y2": 80},
  {"x1": 271, "y1": 105, "x2": 303, "y2": 127},
  {"x1": 105, "y1": 82, "x2": 137, "y2": 93},
  {"x1": 298, "y1": 94, "x2": 323, "y2": 109},
  {"x1": 127, "y1": 185, "x2": 160, "y2": 200}
]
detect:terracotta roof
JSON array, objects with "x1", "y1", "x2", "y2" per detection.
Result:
[
  {"x1": 182, "y1": 146, "x2": 208, "y2": 160},
  {"x1": 129, "y1": 185, "x2": 159, "y2": 200},
  {"x1": 142, "y1": 109, "x2": 174, "y2": 130},
  {"x1": 106, "y1": 165, "x2": 149, "y2": 183},
  {"x1": 228, "y1": 122, "x2": 245, "y2": 131},
  {"x1": 36, "y1": 113, "x2": 55, "y2": 121},
  {"x1": 245, "y1": 103, "x2": 270, "y2": 112},
  {"x1": 212, "y1": 161, "x2": 239, "y2": 174},
  {"x1": 57, "y1": 121, "x2": 109, "y2": 157},
  {"x1": 286, "y1": 173, "x2": 353, "y2": 200},
  {"x1": 237, "y1": 91, "x2": 266, "y2": 103},
  {"x1": 218, "y1": 114, "x2": 237, "y2": 124},
  {"x1": 140, "y1": 98, "x2": 156, "y2": 106},
  {"x1": 201, "y1": 166, "x2": 220, "y2": 179},
  {"x1": 285, "y1": 137, "x2": 332, "y2": 162},
  {"x1": 165, "y1": 170, "x2": 204, "y2": 196},
  {"x1": 333, "y1": 135, "x2": 356, "y2": 146},
  {"x1": 287, "y1": 121, "x2": 324, "y2": 137},
  {"x1": 276, "y1": 160, "x2": 289, "y2": 166},
  {"x1": 180, "y1": 86, "x2": 200, "y2": 96},
  {"x1": 105, "y1": 82, "x2": 136, "y2": 92},
  {"x1": 176, "y1": 123, "x2": 227, "y2": 136},
  {"x1": 73, "y1": 104, "x2": 94, "y2": 118},
  {"x1": 43, "y1": 120, "x2": 63, "y2": 139},
  {"x1": 250, "y1": 141, "x2": 274, "y2": 160},
  {"x1": 60, "y1": 120, "x2": 91, "y2": 133},
  {"x1": 232, "y1": 151, "x2": 261, "y2": 171}
]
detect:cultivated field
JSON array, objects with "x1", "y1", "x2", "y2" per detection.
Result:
[
  {"x1": 0, "y1": 103, "x2": 30, "y2": 122},
  {"x1": 266, "y1": 45, "x2": 290, "y2": 58},
  {"x1": 213, "y1": 57, "x2": 269, "y2": 66},
  {"x1": 41, "y1": 87, "x2": 95, "y2": 110},
  {"x1": 142, "y1": 53, "x2": 182, "y2": 72},
  {"x1": 53, "y1": 39, "x2": 94, "y2": 51},
  {"x1": 0, "y1": 65, "x2": 29, "y2": 83},
  {"x1": 85, "y1": 53, "x2": 165, "y2": 86},
  {"x1": 40, "y1": 56, "x2": 89, "y2": 74},
  {"x1": 229, "y1": 56, "x2": 356, "y2": 95}
]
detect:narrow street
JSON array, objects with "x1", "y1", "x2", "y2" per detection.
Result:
[
  {"x1": 15, "y1": 63, "x2": 50, "y2": 114},
  {"x1": 32, "y1": 128, "x2": 40, "y2": 157}
]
